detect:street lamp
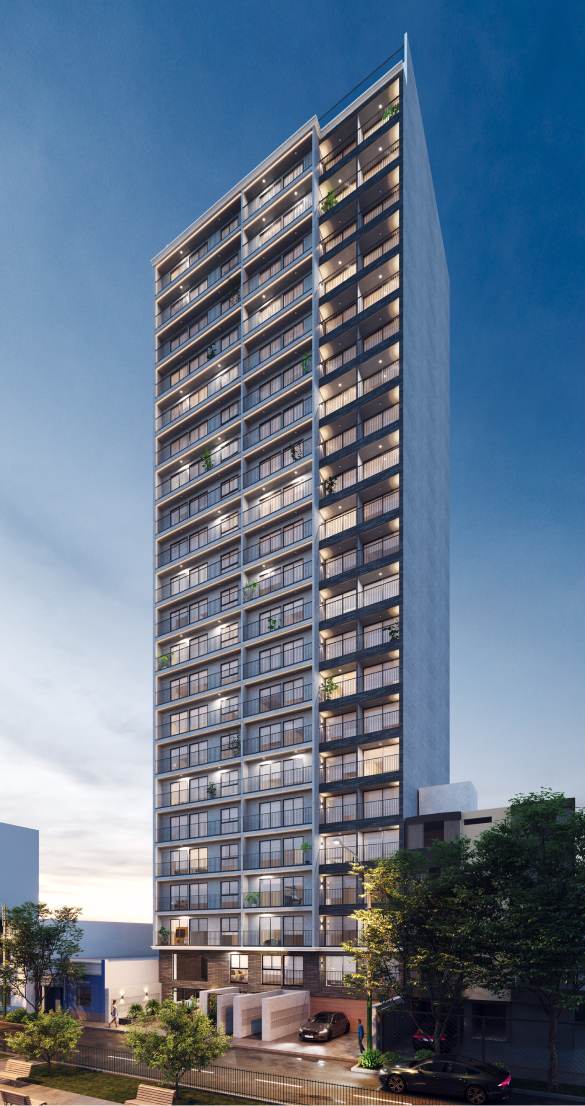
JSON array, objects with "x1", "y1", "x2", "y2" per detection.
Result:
[{"x1": 330, "y1": 839, "x2": 374, "y2": 1051}]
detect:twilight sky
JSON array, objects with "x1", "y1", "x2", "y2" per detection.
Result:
[{"x1": 0, "y1": 0, "x2": 583, "y2": 922}]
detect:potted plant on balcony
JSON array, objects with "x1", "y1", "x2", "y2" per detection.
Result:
[
  {"x1": 381, "y1": 101, "x2": 399, "y2": 122},
  {"x1": 244, "y1": 580, "x2": 258, "y2": 599},
  {"x1": 200, "y1": 446, "x2": 213, "y2": 471},
  {"x1": 207, "y1": 782, "x2": 217, "y2": 798},
  {"x1": 244, "y1": 891, "x2": 260, "y2": 907},
  {"x1": 206, "y1": 343, "x2": 216, "y2": 360},
  {"x1": 158, "y1": 653, "x2": 170, "y2": 669},
  {"x1": 228, "y1": 736, "x2": 240, "y2": 755},
  {"x1": 301, "y1": 351, "x2": 311, "y2": 374},
  {"x1": 157, "y1": 925, "x2": 170, "y2": 946},
  {"x1": 321, "y1": 675, "x2": 338, "y2": 701},
  {"x1": 267, "y1": 615, "x2": 280, "y2": 632},
  {"x1": 321, "y1": 475, "x2": 337, "y2": 496},
  {"x1": 300, "y1": 841, "x2": 311, "y2": 863},
  {"x1": 320, "y1": 190, "x2": 338, "y2": 214},
  {"x1": 289, "y1": 443, "x2": 300, "y2": 462}
]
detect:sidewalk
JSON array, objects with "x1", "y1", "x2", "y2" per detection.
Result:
[{"x1": 0, "y1": 1080, "x2": 116, "y2": 1105}]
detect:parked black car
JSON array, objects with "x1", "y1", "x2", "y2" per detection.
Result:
[
  {"x1": 298, "y1": 1011, "x2": 350, "y2": 1041},
  {"x1": 379, "y1": 1056, "x2": 512, "y2": 1104}
]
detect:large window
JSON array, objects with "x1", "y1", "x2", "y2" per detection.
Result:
[
  {"x1": 230, "y1": 953, "x2": 248, "y2": 984},
  {"x1": 284, "y1": 955, "x2": 303, "y2": 986},
  {"x1": 262, "y1": 954, "x2": 283, "y2": 985}
]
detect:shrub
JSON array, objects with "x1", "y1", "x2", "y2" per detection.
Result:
[
  {"x1": 357, "y1": 1047, "x2": 384, "y2": 1069},
  {"x1": 127, "y1": 1003, "x2": 144, "y2": 1021},
  {"x1": 144, "y1": 998, "x2": 161, "y2": 1018},
  {"x1": 207, "y1": 992, "x2": 217, "y2": 1026},
  {"x1": 413, "y1": 1047, "x2": 435, "y2": 1060},
  {"x1": 5, "y1": 1008, "x2": 32, "y2": 1023},
  {"x1": 7, "y1": 1010, "x2": 82, "y2": 1070},
  {"x1": 380, "y1": 1050, "x2": 401, "y2": 1068}
]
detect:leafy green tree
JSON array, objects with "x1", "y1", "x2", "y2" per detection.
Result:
[
  {"x1": 343, "y1": 881, "x2": 400, "y2": 1051},
  {"x1": 0, "y1": 903, "x2": 83, "y2": 1013},
  {"x1": 7, "y1": 1010, "x2": 82, "y2": 1070},
  {"x1": 472, "y1": 790, "x2": 585, "y2": 1090},
  {"x1": 126, "y1": 997, "x2": 230, "y2": 1094},
  {"x1": 359, "y1": 838, "x2": 484, "y2": 1053}
]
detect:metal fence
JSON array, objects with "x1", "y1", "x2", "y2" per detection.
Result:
[{"x1": 1, "y1": 1037, "x2": 432, "y2": 1105}]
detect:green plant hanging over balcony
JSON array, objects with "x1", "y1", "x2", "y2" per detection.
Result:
[
  {"x1": 301, "y1": 351, "x2": 311, "y2": 374},
  {"x1": 207, "y1": 782, "x2": 217, "y2": 798},
  {"x1": 321, "y1": 675, "x2": 338, "y2": 700},
  {"x1": 267, "y1": 615, "x2": 280, "y2": 632},
  {"x1": 321, "y1": 190, "x2": 338, "y2": 214},
  {"x1": 381, "y1": 101, "x2": 399, "y2": 123},
  {"x1": 244, "y1": 891, "x2": 260, "y2": 906},
  {"x1": 206, "y1": 343, "x2": 216, "y2": 360},
  {"x1": 321, "y1": 475, "x2": 337, "y2": 496},
  {"x1": 200, "y1": 446, "x2": 213, "y2": 471},
  {"x1": 158, "y1": 653, "x2": 170, "y2": 669}
]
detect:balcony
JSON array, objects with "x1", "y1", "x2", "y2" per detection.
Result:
[
  {"x1": 157, "y1": 704, "x2": 240, "y2": 741},
  {"x1": 243, "y1": 847, "x2": 312, "y2": 870},
  {"x1": 243, "y1": 724, "x2": 312, "y2": 756},
  {"x1": 243, "y1": 477, "x2": 311, "y2": 527},
  {"x1": 320, "y1": 93, "x2": 400, "y2": 174},
  {"x1": 243, "y1": 313, "x2": 312, "y2": 376},
  {"x1": 320, "y1": 317, "x2": 400, "y2": 377},
  {"x1": 157, "y1": 855, "x2": 240, "y2": 877},
  {"x1": 321, "y1": 409, "x2": 398, "y2": 460},
  {"x1": 242, "y1": 929, "x2": 313, "y2": 948},
  {"x1": 319, "y1": 929, "x2": 358, "y2": 948},
  {"x1": 319, "y1": 888, "x2": 361, "y2": 907},
  {"x1": 319, "y1": 667, "x2": 400, "y2": 704},
  {"x1": 157, "y1": 481, "x2": 240, "y2": 538},
  {"x1": 244, "y1": 436, "x2": 311, "y2": 490},
  {"x1": 320, "y1": 577, "x2": 400, "y2": 621},
  {"x1": 157, "y1": 403, "x2": 239, "y2": 466},
  {"x1": 243, "y1": 602, "x2": 312, "y2": 642},
  {"x1": 319, "y1": 753, "x2": 399, "y2": 784},
  {"x1": 156, "y1": 365, "x2": 239, "y2": 432},
  {"x1": 157, "y1": 591, "x2": 240, "y2": 638},
  {"x1": 157, "y1": 737, "x2": 241, "y2": 775},
  {"x1": 321, "y1": 275, "x2": 399, "y2": 338},
  {"x1": 320, "y1": 536, "x2": 400, "y2": 582},
  {"x1": 243, "y1": 354, "x2": 311, "y2": 413},
  {"x1": 157, "y1": 512, "x2": 239, "y2": 569},
  {"x1": 244, "y1": 518, "x2": 312, "y2": 565},
  {"x1": 319, "y1": 796, "x2": 400, "y2": 825},
  {"x1": 157, "y1": 818, "x2": 240, "y2": 843},
  {"x1": 243, "y1": 642, "x2": 312, "y2": 680},
  {"x1": 319, "y1": 840, "x2": 399, "y2": 865},
  {"x1": 243, "y1": 806, "x2": 312, "y2": 832},
  {"x1": 244, "y1": 274, "x2": 312, "y2": 337},
  {"x1": 243, "y1": 233, "x2": 312, "y2": 299},
  {"x1": 156, "y1": 439, "x2": 239, "y2": 501},
  {"x1": 244, "y1": 193, "x2": 312, "y2": 259},
  {"x1": 320, "y1": 623, "x2": 400, "y2": 663},
  {"x1": 243, "y1": 153, "x2": 312, "y2": 221},
  {"x1": 320, "y1": 362, "x2": 399, "y2": 416},
  {"x1": 158, "y1": 894, "x2": 239, "y2": 912},
  {"x1": 161, "y1": 931, "x2": 240, "y2": 947},
  {"x1": 320, "y1": 491, "x2": 399, "y2": 542},
  {"x1": 318, "y1": 141, "x2": 400, "y2": 216},
  {"x1": 244, "y1": 764, "x2": 312, "y2": 794},
  {"x1": 320, "y1": 711, "x2": 401, "y2": 745},
  {"x1": 157, "y1": 667, "x2": 240, "y2": 707},
  {"x1": 157, "y1": 288, "x2": 240, "y2": 364},
  {"x1": 156, "y1": 216, "x2": 240, "y2": 293},
  {"x1": 156, "y1": 553, "x2": 240, "y2": 604},
  {"x1": 156, "y1": 254, "x2": 240, "y2": 330},
  {"x1": 320, "y1": 188, "x2": 399, "y2": 260},
  {"x1": 157, "y1": 629, "x2": 239, "y2": 671},
  {"x1": 244, "y1": 396, "x2": 312, "y2": 452},
  {"x1": 243, "y1": 682, "x2": 312, "y2": 718},
  {"x1": 157, "y1": 777, "x2": 240, "y2": 810},
  {"x1": 320, "y1": 447, "x2": 399, "y2": 500},
  {"x1": 243, "y1": 559, "x2": 311, "y2": 602},
  {"x1": 244, "y1": 888, "x2": 312, "y2": 908},
  {"x1": 320, "y1": 234, "x2": 399, "y2": 301}
]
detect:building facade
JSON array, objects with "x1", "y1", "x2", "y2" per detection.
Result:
[
  {"x1": 152, "y1": 37, "x2": 449, "y2": 1004},
  {"x1": 0, "y1": 820, "x2": 39, "y2": 910}
]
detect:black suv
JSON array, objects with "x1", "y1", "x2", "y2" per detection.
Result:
[{"x1": 380, "y1": 1056, "x2": 512, "y2": 1104}]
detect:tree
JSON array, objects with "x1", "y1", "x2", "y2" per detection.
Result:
[
  {"x1": 0, "y1": 903, "x2": 83, "y2": 1013},
  {"x1": 472, "y1": 790, "x2": 585, "y2": 1090},
  {"x1": 343, "y1": 889, "x2": 400, "y2": 1051},
  {"x1": 126, "y1": 997, "x2": 230, "y2": 1094},
  {"x1": 7, "y1": 1010, "x2": 82, "y2": 1070},
  {"x1": 359, "y1": 839, "x2": 484, "y2": 1053}
]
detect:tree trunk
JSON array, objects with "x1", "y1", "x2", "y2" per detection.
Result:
[
  {"x1": 433, "y1": 1011, "x2": 443, "y2": 1055},
  {"x1": 547, "y1": 1006, "x2": 560, "y2": 1091},
  {"x1": 366, "y1": 991, "x2": 373, "y2": 1051}
]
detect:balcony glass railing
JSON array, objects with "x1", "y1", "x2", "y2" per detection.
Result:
[
  {"x1": 320, "y1": 621, "x2": 400, "y2": 661},
  {"x1": 157, "y1": 738, "x2": 241, "y2": 775},
  {"x1": 157, "y1": 591, "x2": 239, "y2": 638},
  {"x1": 319, "y1": 840, "x2": 399, "y2": 865},
  {"x1": 244, "y1": 765, "x2": 312, "y2": 793},
  {"x1": 157, "y1": 704, "x2": 240, "y2": 740},
  {"x1": 157, "y1": 440, "x2": 239, "y2": 501},
  {"x1": 320, "y1": 318, "x2": 399, "y2": 378},
  {"x1": 243, "y1": 601, "x2": 312, "y2": 642},
  {"x1": 243, "y1": 314, "x2": 312, "y2": 375},
  {"x1": 156, "y1": 254, "x2": 240, "y2": 328},
  {"x1": 243, "y1": 153, "x2": 312, "y2": 220},
  {"x1": 244, "y1": 847, "x2": 312, "y2": 869},
  {"x1": 157, "y1": 777, "x2": 240, "y2": 808},
  {"x1": 158, "y1": 894, "x2": 240, "y2": 911},
  {"x1": 242, "y1": 929, "x2": 313, "y2": 947},
  {"x1": 157, "y1": 667, "x2": 240, "y2": 707},
  {"x1": 243, "y1": 806, "x2": 312, "y2": 832},
  {"x1": 157, "y1": 629, "x2": 239, "y2": 671},
  {"x1": 319, "y1": 142, "x2": 399, "y2": 214},
  {"x1": 157, "y1": 513, "x2": 239, "y2": 569},
  {"x1": 321, "y1": 490, "x2": 399, "y2": 540},
  {"x1": 244, "y1": 519, "x2": 312, "y2": 565},
  {"x1": 244, "y1": 397, "x2": 312, "y2": 452},
  {"x1": 157, "y1": 293, "x2": 240, "y2": 364},
  {"x1": 243, "y1": 642, "x2": 312, "y2": 679},
  {"x1": 319, "y1": 667, "x2": 400, "y2": 703},
  {"x1": 243, "y1": 682, "x2": 312, "y2": 718},
  {"x1": 320, "y1": 709, "x2": 400, "y2": 744},
  {"x1": 157, "y1": 404, "x2": 240, "y2": 465},
  {"x1": 156, "y1": 216, "x2": 240, "y2": 293},
  {"x1": 158, "y1": 327, "x2": 241, "y2": 397},
  {"x1": 321, "y1": 278, "x2": 399, "y2": 338},
  {"x1": 320, "y1": 447, "x2": 399, "y2": 499},
  {"x1": 244, "y1": 436, "x2": 311, "y2": 490},
  {"x1": 320, "y1": 796, "x2": 400, "y2": 824},
  {"x1": 157, "y1": 818, "x2": 241, "y2": 842},
  {"x1": 320, "y1": 577, "x2": 400, "y2": 621},
  {"x1": 320, "y1": 753, "x2": 399, "y2": 784},
  {"x1": 156, "y1": 855, "x2": 240, "y2": 876},
  {"x1": 244, "y1": 193, "x2": 312, "y2": 258},
  {"x1": 244, "y1": 354, "x2": 311, "y2": 412},
  {"x1": 244, "y1": 889, "x2": 312, "y2": 908},
  {"x1": 156, "y1": 553, "x2": 240, "y2": 604},
  {"x1": 243, "y1": 478, "x2": 311, "y2": 526},
  {"x1": 243, "y1": 560, "x2": 311, "y2": 601},
  {"x1": 244, "y1": 274, "x2": 312, "y2": 336},
  {"x1": 243, "y1": 233, "x2": 312, "y2": 298},
  {"x1": 156, "y1": 365, "x2": 239, "y2": 430},
  {"x1": 243, "y1": 724, "x2": 312, "y2": 756},
  {"x1": 320, "y1": 93, "x2": 400, "y2": 173},
  {"x1": 321, "y1": 361, "x2": 399, "y2": 415}
]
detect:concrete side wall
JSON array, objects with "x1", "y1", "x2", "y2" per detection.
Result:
[
  {"x1": 198, "y1": 985, "x2": 239, "y2": 1017},
  {"x1": 104, "y1": 958, "x2": 161, "y2": 1020},
  {"x1": 261, "y1": 990, "x2": 310, "y2": 1042},
  {"x1": 0, "y1": 822, "x2": 39, "y2": 907},
  {"x1": 401, "y1": 44, "x2": 450, "y2": 818},
  {"x1": 419, "y1": 781, "x2": 477, "y2": 815},
  {"x1": 80, "y1": 921, "x2": 153, "y2": 959},
  {"x1": 232, "y1": 989, "x2": 282, "y2": 1038}
]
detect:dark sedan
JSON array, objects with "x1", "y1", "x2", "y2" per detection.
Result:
[
  {"x1": 298, "y1": 1010, "x2": 350, "y2": 1041},
  {"x1": 380, "y1": 1056, "x2": 512, "y2": 1104}
]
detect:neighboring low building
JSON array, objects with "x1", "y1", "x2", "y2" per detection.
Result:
[
  {"x1": 0, "y1": 819, "x2": 39, "y2": 908},
  {"x1": 46, "y1": 923, "x2": 160, "y2": 1021}
]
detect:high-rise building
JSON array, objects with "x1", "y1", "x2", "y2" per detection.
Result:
[{"x1": 152, "y1": 36, "x2": 449, "y2": 1006}]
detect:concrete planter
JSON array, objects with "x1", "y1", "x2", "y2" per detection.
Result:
[{"x1": 349, "y1": 1064, "x2": 381, "y2": 1087}]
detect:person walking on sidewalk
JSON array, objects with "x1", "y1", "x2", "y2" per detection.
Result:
[
  {"x1": 108, "y1": 998, "x2": 119, "y2": 1028},
  {"x1": 357, "y1": 1018, "x2": 365, "y2": 1052}
]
